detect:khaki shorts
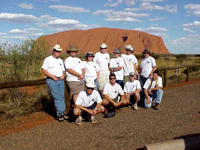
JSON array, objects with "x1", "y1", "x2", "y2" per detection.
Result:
[
  {"x1": 98, "y1": 72, "x2": 109, "y2": 90},
  {"x1": 67, "y1": 80, "x2": 84, "y2": 96}
]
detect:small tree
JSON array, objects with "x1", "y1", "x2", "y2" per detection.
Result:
[{"x1": 0, "y1": 37, "x2": 49, "y2": 110}]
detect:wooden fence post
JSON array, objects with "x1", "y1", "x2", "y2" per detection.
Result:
[
  {"x1": 186, "y1": 66, "x2": 189, "y2": 82},
  {"x1": 164, "y1": 69, "x2": 167, "y2": 87}
]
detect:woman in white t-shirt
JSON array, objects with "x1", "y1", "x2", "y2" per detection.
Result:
[{"x1": 82, "y1": 52, "x2": 100, "y2": 90}]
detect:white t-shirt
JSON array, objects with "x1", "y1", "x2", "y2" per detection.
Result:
[
  {"x1": 93, "y1": 52, "x2": 110, "y2": 74},
  {"x1": 124, "y1": 80, "x2": 141, "y2": 93},
  {"x1": 140, "y1": 56, "x2": 156, "y2": 78},
  {"x1": 75, "y1": 90, "x2": 102, "y2": 107},
  {"x1": 121, "y1": 54, "x2": 138, "y2": 76},
  {"x1": 143, "y1": 77, "x2": 163, "y2": 90},
  {"x1": 82, "y1": 61, "x2": 100, "y2": 83},
  {"x1": 64, "y1": 56, "x2": 84, "y2": 81},
  {"x1": 42, "y1": 55, "x2": 65, "y2": 77},
  {"x1": 103, "y1": 82, "x2": 124, "y2": 99},
  {"x1": 110, "y1": 57, "x2": 124, "y2": 80}
]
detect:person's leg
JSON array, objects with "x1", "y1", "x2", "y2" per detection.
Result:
[
  {"x1": 139, "y1": 75, "x2": 148, "y2": 99},
  {"x1": 132, "y1": 92, "x2": 140, "y2": 110},
  {"x1": 58, "y1": 79, "x2": 66, "y2": 114},
  {"x1": 94, "y1": 78, "x2": 98, "y2": 90},
  {"x1": 116, "y1": 80, "x2": 124, "y2": 89},
  {"x1": 123, "y1": 76, "x2": 129, "y2": 85},
  {"x1": 152, "y1": 89, "x2": 163, "y2": 104},
  {"x1": 98, "y1": 73, "x2": 109, "y2": 97},
  {"x1": 74, "y1": 108, "x2": 82, "y2": 125}
]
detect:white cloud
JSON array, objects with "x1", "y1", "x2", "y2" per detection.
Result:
[
  {"x1": 125, "y1": 2, "x2": 177, "y2": 13},
  {"x1": 93, "y1": 9, "x2": 148, "y2": 22},
  {"x1": 182, "y1": 21, "x2": 200, "y2": 28},
  {"x1": 49, "y1": 5, "x2": 90, "y2": 13},
  {"x1": 39, "y1": 15, "x2": 58, "y2": 21},
  {"x1": 0, "y1": 13, "x2": 38, "y2": 23},
  {"x1": 0, "y1": 32, "x2": 6, "y2": 35},
  {"x1": 138, "y1": 0, "x2": 164, "y2": 1},
  {"x1": 149, "y1": 17, "x2": 166, "y2": 21},
  {"x1": 184, "y1": 4, "x2": 200, "y2": 17},
  {"x1": 9, "y1": 28, "x2": 42, "y2": 34},
  {"x1": 134, "y1": 27, "x2": 168, "y2": 32},
  {"x1": 183, "y1": 28, "x2": 197, "y2": 33},
  {"x1": 17, "y1": 3, "x2": 34, "y2": 9},
  {"x1": 104, "y1": 0, "x2": 135, "y2": 7}
]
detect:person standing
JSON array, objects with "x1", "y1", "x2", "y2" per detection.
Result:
[
  {"x1": 140, "y1": 49, "x2": 157, "y2": 93},
  {"x1": 42, "y1": 44, "x2": 68, "y2": 122},
  {"x1": 94, "y1": 43, "x2": 110, "y2": 96},
  {"x1": 64, "y1": 45, "x2": 85, "y2": 104},
  {"x1": 82, "y1": 52, "x2": 100, "y2": 90},
  {"x1": 121, "y1": 45, "x2": 138, "y2": 84},
  {"x1": 109, "y1": 48, "x2": 124, "y2": 89}
]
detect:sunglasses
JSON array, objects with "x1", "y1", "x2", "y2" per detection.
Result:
[
  {"x1": 87, "y1": 87, "x2": 94, "y2": 90},
  {"x1": 110, "y1": 78, "x2": 116, "y2": 80}
]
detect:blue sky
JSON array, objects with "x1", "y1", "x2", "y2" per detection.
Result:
[{"x1": 0, "y1": 0, "x2": 200, "y2": 54}]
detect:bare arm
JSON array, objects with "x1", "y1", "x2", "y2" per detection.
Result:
[
  {"x1": 144, "y1": 88, "x2": 151, "y2": 104},
  {"x1": 67, "y1": 68, "x2": 84, "y2": 80},
  {"x1": 129, "y1": 89, "x2": 140, "y2": 96},
  {"x1": 148, "y1": 66, "x2": 157, "y2": 77},
  {"x1": 103, "y1": 94, "x2": 120, "y2": 107},
  {"x1": 96, "y1": 71, "x2": 100, "y2": 82},
  {"x1": 76, "y1": 105, "x2": 96, "y2": 115}
]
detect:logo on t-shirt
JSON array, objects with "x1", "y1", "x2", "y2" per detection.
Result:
[
  {"x1": 92, "y1": 98, "x2": 95, "y2": 101},
  {"x1": 147, "y1": 61, "x2": 150, "y2": 63},
  {"x1": 106, "y1": 57, "x2": 108, "y2": 60},
  {"x1": 129, "y1": 59, "x2": 132, "y2": 61},
  {"x1": 60, "y1": 63, "x2": 62, "y2": 66},
  {"x1": 78, "y1": 61, "x2": 80, "y2": 63},
  {"x1": 94, "y1": 65, "x2": 96, "y2": 68},
  {"x1": 114, "y1": 91, "x2": 117, "y2": 93}
]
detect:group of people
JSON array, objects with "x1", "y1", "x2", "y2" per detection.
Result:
[{"x1": 41, "y1": 43, "x2": 163, "y2": 125}]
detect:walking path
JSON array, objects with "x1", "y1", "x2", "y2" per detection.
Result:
[{"x1": 0, "y1": 81, "x2": 200, "y2": 150}]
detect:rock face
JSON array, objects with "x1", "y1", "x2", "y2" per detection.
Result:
[{"x1": 40, "y1": 27, "x2": 170, "y2": 54}]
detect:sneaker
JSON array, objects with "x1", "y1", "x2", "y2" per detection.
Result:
[
  {"x1": 91, "y1": 115, "x2": 97, "y2": 124},
  {"x1": 57, "y1": 114, "x2": 64, "y2": 122},
  {"x1": 63, "y1": 114, "x2": 69, "y2": 120},
  {"x1": 151, "y1": 101, "x2": 156, "y2": 107},
  {"x1": 75, "y1": 116, "x2": 82, "y2": 125},
  {"x1": 133, "y1": 105, "x2": 138, "y2": 110},
  {"x1": 104, "y1": 111, "x2": 115, "y2": 118},
  {"x1": 154, "y1": 103, "x2": 160, "y2": 110}
]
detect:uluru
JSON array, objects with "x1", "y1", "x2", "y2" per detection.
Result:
[{"x1": 38, "y1": 27, "x2": 170, "y2": 54}]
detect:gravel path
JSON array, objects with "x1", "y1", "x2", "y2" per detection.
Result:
[{"x1": 0, "y1": 81, "x2": 200, "y2": 150}]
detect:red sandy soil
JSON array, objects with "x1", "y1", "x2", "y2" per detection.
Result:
[
  {"x1": 38, "y1": 27, "x2": 170, "y2": 55},
  {"x1": 1, "y1": 79, "x2": 200, "y2": 136}
]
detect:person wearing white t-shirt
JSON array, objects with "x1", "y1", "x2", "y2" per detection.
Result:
[
  {"x1": 143, "y1": 71, "x2": 163, "y2": 110},
  {"x1": 109, "y1": 48, "x2": 124, "y2": 89},
  {"x1": 140, "y1": 49, "x2": 157, "y2": 91},
  {"x1": 102, "y1": 73, "x2": 128, "y2": 118},
  {"x1": 74, "y1": 80, "x2": 105, "y2": 125},
  {"x1": 64, "y1": 45, "x2": 85, "y2": 104},
  {"x1": 124, "y1": 72, "x2": 141, "y2": 110},
  {"x1": 42, "y1": 44, "x2": 68, "y2": 122},
  {"x1": 93, "y1": 43, "x2": 110, "y2": 96},
  {"x1": 121, "y1": 45, "x2": 138, "y2": 84},
  {"x1": 82, "y1": 52, "x2": 100, "y2": 90}
]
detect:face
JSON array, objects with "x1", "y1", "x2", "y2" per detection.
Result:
[
  {"x1": 129, "y1": 75, "x2": 135, "y2": 82},
  {"x1": 125, "y1": 49, "x2": 132, "y2": 55},
  {"x1": 153, "y1": 73, "x2": 158, "y2": 80},
  {"x1": 109, "y1": 76, "x2": 116, "y2": 84},
  {"x1": 86, "y1": 87, "x2": 94, "y2": 95},
  {"x1": 113, "y1": 53, "x2": 120, "y2": 58},
  {"x1": 53, "y1": 50, "x2": 61, "y2": 58},
  {"x1": 69, "y1": 51, "x2": 77, "y2": 57},
  {"x1": 87, "y1": 56, "x2": 93, "y2": 61},
  {"x1": 100, "y1": 48, "x2": 107, "y2": 54},
  {"x1": 144, "y1": 53, "x2": 150, "y2": 58}
]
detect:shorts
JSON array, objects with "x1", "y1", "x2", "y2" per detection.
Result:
[
  {"x1": 67, "y1": 80, "x2": 84, "y2": 96},
  {"x1": 81, "y1": 102, "x2": 97, "y2": 117},
  {"x1": 98, "y1": 72, "x2": 109, "y2": 90}
]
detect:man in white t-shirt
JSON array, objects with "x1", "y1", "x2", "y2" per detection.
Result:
[
  {"x1": 109, "y1": 48, "x2": 124, "y2": 88},
  {"x1": 42, "y1": 44, "x2": 68, "y2": 122},
  {"x1": 140, "y1": 49, "x2": 157, "y2": 92},
  {"x1": 64, "y1": 45, "x2": 85, "y2": 104},
  {"x1": 74, "y1": 80, "x2": 105, "y2": 125},
  {"x1": 143, "y1": 71, "x2": 163, "y2": 110},
  {"x1": 102, "y1": 73, "x2": 128, "y2": 118},
  {"x1": 94, "y1": 43, "x2": 110, "y2": 96},
  {"x1": 124, "y1": 72, "x2": 141, "y2": 110},
  {"x1": 121, "y1": 45, "x2": 138, "y2": 84}
]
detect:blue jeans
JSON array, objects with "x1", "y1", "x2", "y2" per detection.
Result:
[
  {"x1": 144, "y1": 89, "x2": 163, "y2": 108},
  {"x1": 140, "y1": 75, "x2": 149, "y2": 91},
  {"x1": 94, "y1": 78, "x2": 98, "y2": 91},
  {"x1": 46, "y1": 78, "x2": 66, "y2": 115}
]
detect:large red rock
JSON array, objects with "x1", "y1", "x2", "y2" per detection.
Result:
[{"x1": 39, "y1": 27, "x2": 170, "y2": 54}]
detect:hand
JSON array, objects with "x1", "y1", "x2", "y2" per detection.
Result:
[
  {"x1": 88, "y1": 109, "x2": 96, "y2": 115},
  {"x1": 125, "y1": 94, "x2": 130, "y2": 99},
  {"x1": 146, "y1": 97, "x2": 151, "y2": 104},
  {"x1": 113, "y1": 102, "x2": 119, "y2": 107},
  {"x1": 148, "y1": 74, "x2": 152, "y2": 78},
  {"x1": 148, "y1": 89, "x2": 152, "y2": 94},
  {"x1": 97, "y1": 78, "x2": 99, "y2": 82},
  {"x1": 53, "y1": 76, "x2": 58, "y2": 81},
  {"x1": 60, "y1": 74, "x2": 65, "y2": 80},
  {"x1": 78, "y1": 74, "x2": 84, "y2": 80}
]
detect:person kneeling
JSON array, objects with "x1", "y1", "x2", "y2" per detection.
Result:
[
  {"x1": 73, "y1": 80, "x2": 105, "y2": 125},
  {"x1": 102, "y1": 73, "x2": 129, "y2": 118},
  {"x1": 143, "y1": 70, "x2": 163, "y2": 110}
]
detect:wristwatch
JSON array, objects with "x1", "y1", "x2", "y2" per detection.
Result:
[{"x1": 95, "y1": 107, "x2": 98, "y2": 111}]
